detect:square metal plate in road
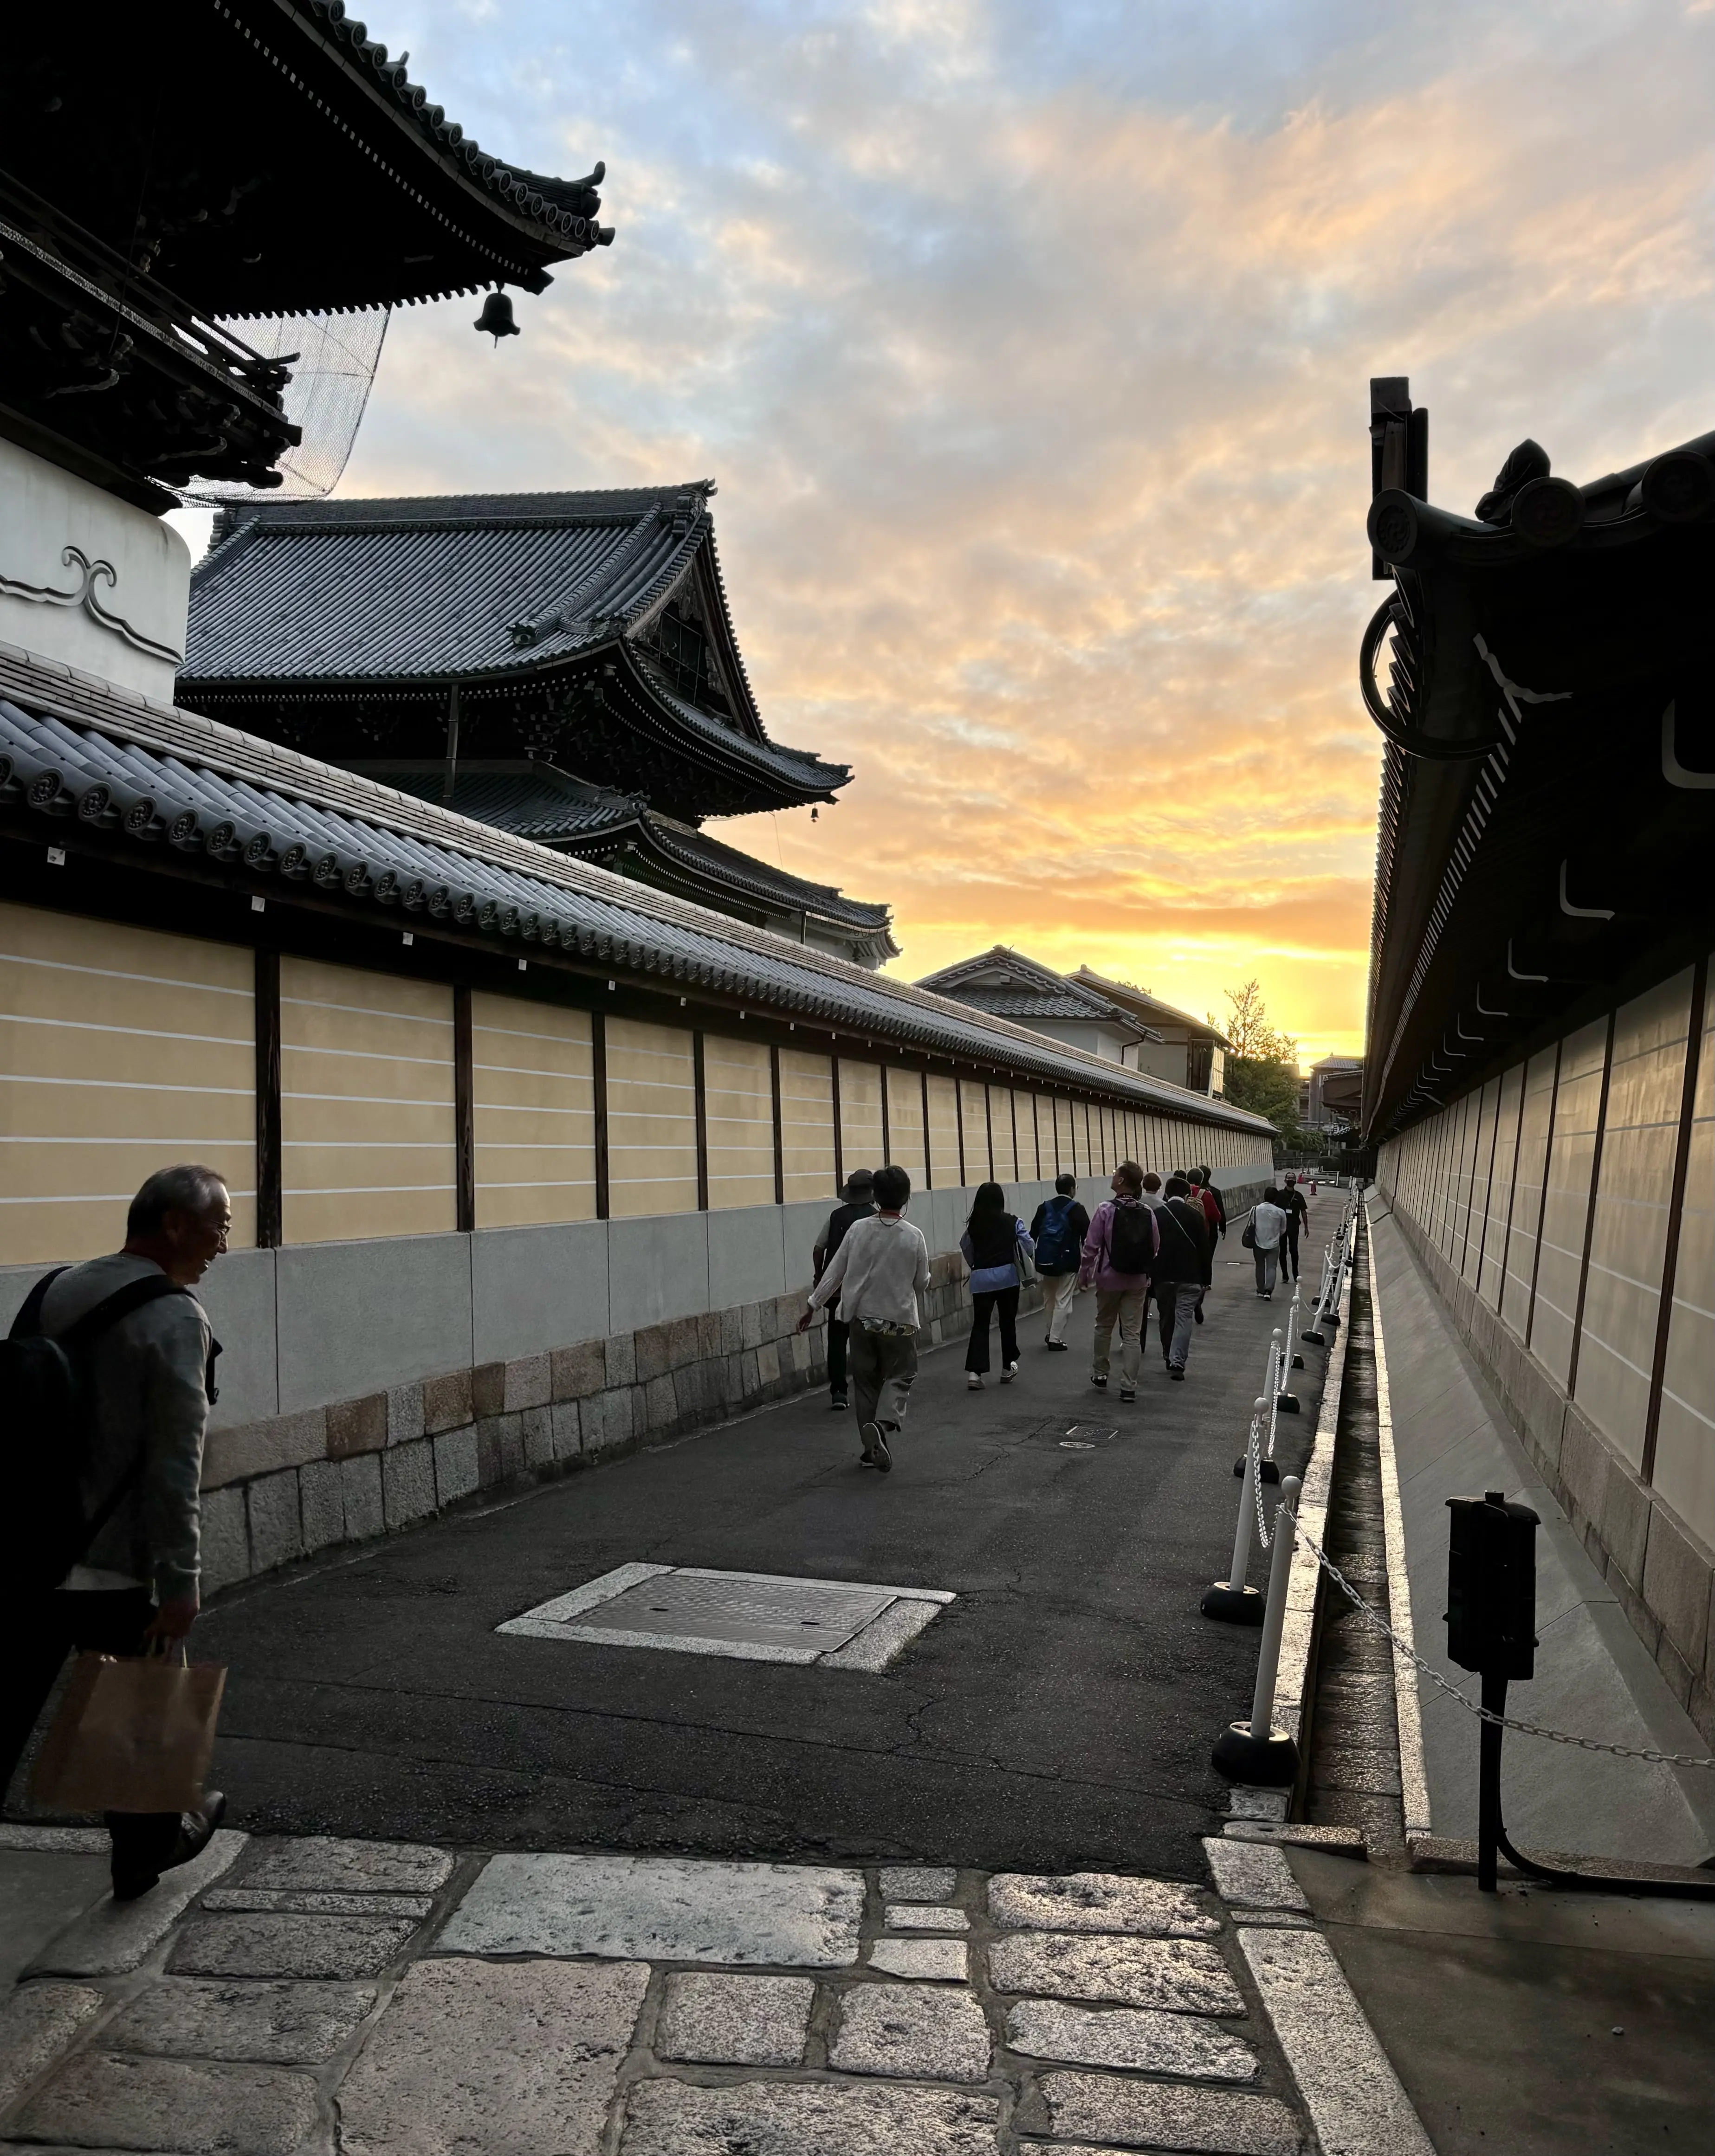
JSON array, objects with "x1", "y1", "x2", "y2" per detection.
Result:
[
  {"x1": 1031, "y1": 1420, "x2": 1120, "y2": 1448},
  {"x1": 497, "y1": 1565, "x2": 955, "y2": 1669}
]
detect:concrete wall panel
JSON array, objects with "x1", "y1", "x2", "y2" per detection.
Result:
[
  {"x1": 276, "y1": 1231, "x2": 473, "y2": 1412},
  {"x1": 471, "y1": 1219, "x2": 610, "y2": 1364},
  {"x1": 200, "y1": 1247, "x2": 280, "y2": 1428},
  {"x1": 707, "y1": 1203, "x2": 788, "y2": 1310},
  {"x1": 608, "y1": 1209, "x2": 710, "y2": 1333}
]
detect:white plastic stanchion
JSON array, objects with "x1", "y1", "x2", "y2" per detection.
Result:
[
  {"x1": 1204, "y1": 1397, "x2": 1268, "y2": 1625},
  {"x1": 1213, "y1": 1472, "x2": 1302, "y2": 1784}
]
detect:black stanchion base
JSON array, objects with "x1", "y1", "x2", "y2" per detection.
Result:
[
  {"x1": 1201, "y1": 1581, "x2": 1266, "y2": 1624},
  {"x1": 1231, "y1": 1455, "x2": 1281, "y2": 1485},
  {"x1": 1275, "y1": 1393, "x2": 1301, "y2": 1414},
  {"x1": 1301, "y1": 1329, "x2": 1327, "y2": 1347},
  {"x1": 1212, "y1": 1721, "x2": 1300, "y2": 1785},
  {"x1": 1290, "y1": 1352, "x2": 1305, "y2": 1369},
  {"x1": 1324, "y1": 1314, "x2": 1340, "y2": 1333}
]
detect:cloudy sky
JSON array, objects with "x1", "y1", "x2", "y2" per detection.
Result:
[{"x1": 180, "y1": 0, "x2": 1715, "y2": 1062}]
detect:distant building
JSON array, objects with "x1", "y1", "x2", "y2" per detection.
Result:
[
  {"x1": 1302, "y1": 1057, "x2": 1364, "y2": 1132},
  {"x1": 915, "y1": 949, "x2": 1229, "y2": 1096},
  {"x1": 1069, "y1": 968, "x2": 1229, "y2": 1096}
]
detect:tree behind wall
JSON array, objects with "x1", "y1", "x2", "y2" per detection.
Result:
[{"x1": 1211, "y1": 979, "x2": 1301, "y2": 1160}]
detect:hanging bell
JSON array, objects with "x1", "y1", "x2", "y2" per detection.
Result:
[{"x1": 473, "y1": 290, "x2": 519, "y2": 343}]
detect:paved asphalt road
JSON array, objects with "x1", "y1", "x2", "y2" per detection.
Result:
[{"x1": 197, "y1": 1252, "x2": 1325, "y2": 1882}]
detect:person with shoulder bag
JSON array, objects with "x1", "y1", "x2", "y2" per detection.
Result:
[
  {"x1": 1249, "y1": 1187, "x2": 1288, "y2": 1298},
  {"x1": 1028, "y1": 1174, "x2": 1089, "y2": 1352},
  {"x1": 1, "y1": 1166, "x2": 232, "y2": 1902},
  {"x1": 1077, "y1": 1162, "x2": 1158, "y2": 1403},
  {"x1": 960, "y1": 1183, "x2": 1036, "y2": 1390},
  {"x1": 811, "y1": 1170, "x2": 877, "y2": 1412}
]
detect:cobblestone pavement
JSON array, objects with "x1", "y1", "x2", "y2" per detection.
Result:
[{"x1": 0, "y1": 1819, "x2": 1429, "y2": 2154}]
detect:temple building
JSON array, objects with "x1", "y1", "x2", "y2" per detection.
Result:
[
  {"x1": 177, "y1": 488, "x2": 899, "y2": 967},
  {"x1": 1361, "y1": 375, "x2": 1715, "y2": 1741},
  {"x1": 917, "y1": 949, "x2": 1228, "y2": 1097},
  {"x1": 0, "y1": 1, "x2": 1274, "y2": 1603}
]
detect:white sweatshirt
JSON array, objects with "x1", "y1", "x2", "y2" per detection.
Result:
[{"x1": 808, "y1": 1212, "x2": 931, "y2": 1329}]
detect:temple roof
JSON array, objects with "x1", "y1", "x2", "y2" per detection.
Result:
[
  {"x1": 1360, "y1": 391, "x2": 1715, "y2": 1140},
  {"x1": 916, "y1": 949, "x2": 1161, "y2": 1040},
  {"x1": 1069, "y1": 967, "x2": 1227, "y2": 1045},
  {"x1": 0, "y1": 642, "x2": 1272, "y2": 1136},
  {"x1": 181, "y1": 488, "x2": 851, "y2": 817},
  {"x1": 366, "y1": 763, "x2": 898, "y2": 962}
]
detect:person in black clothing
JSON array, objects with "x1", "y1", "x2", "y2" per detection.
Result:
[
  {"x1": 1279, "y1": 1172, "x2": 1310, "y2": 1284},
  {"x1": 960, "y1": 1182, "x2": 1036, "y2": 1388},
  {"x1": 812, "y1": 1170, "x2": 876, "y2": 1409},
  {"x1": 1193, "y1": 1167, "x2": 1227, "y2": 1238},
  {"x1": 1141, "y1": 1174, "x2": 1210, "y2": 1377},
  {"x1": 1029, "y1": 1173, "x2": 1089, "y2": 1350}
]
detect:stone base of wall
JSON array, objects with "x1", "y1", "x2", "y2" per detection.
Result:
[
  {"x1": 1381, "y1": 1188, "x2": 1715, "y2": 1745},
  {"x1": 198, "y1": 1253, "x2": 1034, "y2": 1597}
]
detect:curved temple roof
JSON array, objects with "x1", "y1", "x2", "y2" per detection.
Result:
[{"x1": 0, "y1": 646, "x2": 1271, "y2": 1137}]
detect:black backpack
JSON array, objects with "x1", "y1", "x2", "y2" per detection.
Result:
[
  {"x1": 1107, "y1": 1201, "x2": 1157, "y2": 1277},
  {"x1": 5, "y1": 1269, "x2": 193, "y2": 1594}
]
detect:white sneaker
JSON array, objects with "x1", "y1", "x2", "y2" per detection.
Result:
[
  {"x1": 967, "y1": 1372, "x2": 984, "y2": 1390},
  {"x1": 1000, "y1": 1362, "x2": 1018, "y2": 1383}
]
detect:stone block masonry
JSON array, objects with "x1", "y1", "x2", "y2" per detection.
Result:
[{"x1": 191, "y1": 1248, "x2": 1015, "y2": 1598}]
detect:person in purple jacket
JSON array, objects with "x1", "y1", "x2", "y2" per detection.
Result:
[
  {"x1": 1077, "y1": 1162, "x2": 1159, "y2": 1403},
  {"x1": 960, "y1": 1182, "x2": 1036, "y2": 1390}
]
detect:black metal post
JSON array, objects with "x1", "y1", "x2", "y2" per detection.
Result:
[{"x1": 1477, "y1": 1669, "x2": 1507, "y2": 1893}]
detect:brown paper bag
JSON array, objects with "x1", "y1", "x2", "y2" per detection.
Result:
[{"x1": 28, "y1": 1653, "x2": 225, "y2": 1814}]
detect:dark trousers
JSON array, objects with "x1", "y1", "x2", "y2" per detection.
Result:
[
  {"x1": 827, "y1": 1317, "x2": 850, "y2": 1394},
  {"x1": 2, "y1": 1588, "x2": 181, "y2": 1878},
  {"x1": 1281, "y1": 1226, "x2": 1300, "y2": 1281},
  {"x1": 966, "y1": 1287, "x2": 1020, "y2": 1374}
]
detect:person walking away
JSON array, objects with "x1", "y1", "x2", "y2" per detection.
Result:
[
  {"x1": 1078, "y1": 1162, "x2": 1158, "y2": 1403},
  {"x1": 1156, "y1": 1175, "x2": 1211, "y2": 1377},
  {"x1": 1, "y1": 1166, "x2": 231, "y2": 1902},
  {"x1": 1029, "y1": 1174, "x2": 1088, "y2": 1351},
  {"x1": 1249, "y1": 1187, "x2": 1288, "y2": 1297},
  {"x1": 800, "y1": 1164, "x2": 927, "y2": 1473},
  {"x1": 1193, "y1": 1167, "x2": 1227, "y2": 1240},
  {"x1": 811, "y1": 1169, "x2": 877, "y2": 1410},
  {"x1": 1278, "y1": 1172, "x2": 1309, "y2": 1284},
  {"x1": 960, "y1": 1183, "x2": 1035, "y2": 1389},
  {"x1": 1186, "y1": 1170, "x2": 1223, "y2": 1324}
]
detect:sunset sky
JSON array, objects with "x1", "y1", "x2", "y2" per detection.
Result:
[{"x1": 175, "y1": 0, "x2": 1715, "y2": 1065}]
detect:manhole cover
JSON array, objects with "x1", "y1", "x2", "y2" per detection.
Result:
[
  {"x1": 498, "y1": 1564, "x2": 955, "y2": 1668},
  {"x1": 1031, "y1": 1420, "x2": 1120, "y2": 1447}
]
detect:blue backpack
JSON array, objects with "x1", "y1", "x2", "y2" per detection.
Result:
[{"x1": 1034, "y1": 1197, "x2": 1079, "y2": 1273}]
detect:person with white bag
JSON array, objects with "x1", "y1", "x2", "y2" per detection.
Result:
[{"x1": 2, "y1": 1166, "x2": 231, "y2": 1901}]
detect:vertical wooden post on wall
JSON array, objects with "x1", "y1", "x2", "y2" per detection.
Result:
[
  {"x1": 592, "y1": 1009, "x2": 610, "y2": 1220},
  {"x1": 830, "y1": 1055, "x2": 844, "y2": 1191},
  {"x1": 254, "y1": 946, "x2": 282, "y2": 1248},
  {"x1": 1524, "y1": 1038, "x2": 1563, "y2": 1350},
  {"x1": 1643, "y1": 957, "x2": 1708, "y2": 1484},
  {"x1": 453, "y1": 985, "x2": 476, "y2": 1234},
  {"x1": 954, "y1": 1078, "x2": 966, "y2": 1187},
  {"x1": 983, "y1": 1086, "x2": 995, "y2": 1183},
  {"x1": 920, "y1": 1070, "x2": 932, "y2": 1187},
  {"x1": 693, "y1": 1032, "x2": 710, "y2": 1210},
  {"x1": 1565, "y1": 1010, "x2": 1617, "y2": 1400},
  {"x1": 770, "y1": 1043, "x2": 784, "y2": 1205},
  {"x1": 880, "y1": 1059, "x2": 892, "y2": 1166}
]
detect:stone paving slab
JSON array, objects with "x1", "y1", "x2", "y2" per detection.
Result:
[
  {"x1": 617, "y1": 2077, "x2": 1001, "y2": 2155},
  {"x1": 885, "y1": 1903, "x2": 969, "y2": 1931},
  {"x1": 878, "y1": 1865, "x2": 958, "y2": 1901},
  {"x1": 988, "y1": 1931, "x2": 1244, "y2": 2014},
  {"x1": 167, "y1": 1911, "x2": 420, "y2": 1980},
  {"x1": 0, "y1": 1981, "x2": 106, "y2": 2116},
  {"x1": 199, "y1": 1887, "x2": 435, "y2": 1918},
  {"x1": 1202, "y1": 1840, "x2": 1311, "y2": 1913},
  {"x1": 336, "y1": 1956, "x2": 649, "y2": 2156},
  {"x1": 27, "y1": 1833, "x2": 246, "y2": 1979},
  {"x1": 1036, "y1": 2071, "x2": 1303, "y2": 2154},
  {"x1": 436, "y1": 1852, "x2": 864, "y2": 1965},
  {"x1": 102, "y1": 1978, "x2": 378, "y2": 2064},
  {"x1": 654, "y1": 1972, "x2": 814, "y2": 2066},
  {"x1": 1004, "y1": 1996, "x2": 1258, "y2": 2080},
  {"x1": 829, "y1": 1982, "x2": 992, "y2": 2081},
  {"x1": 1236, "y1": 1925, "x2": 1435, "y2": 2156},
  {"x1": 238, "y1": 1835, "x2": 452, "y2": 1894},
  {"x1": 988, "y1": 1871, "x2": 1220, "y2": 1937},
  {"x1": 0, "y1": 1827, "x2": 110, "y2": 1854},
  {"x1": 867, "y1": 1936, "x2": 968, "y2": 1981},
  {"x1": 10, "y1": 2050, "x2": 320, "y2": 2156}
]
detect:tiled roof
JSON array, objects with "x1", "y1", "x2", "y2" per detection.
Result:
[
  {"x1": 367, "y1": 766, "x2": 646, "y2": 845},
  {"x1": 1071, "y1": 967, "x2": 1227, "y2": 1045},
  {"x1": 0, "y1": 645, "x2": 1272, "y2": 1136},
  {"x1": 642, "y1": 820, "x2": 895, "y2": 936},
  {"x1": 917, "y1": 948, "x2": 1152, "y2": 1033}
]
